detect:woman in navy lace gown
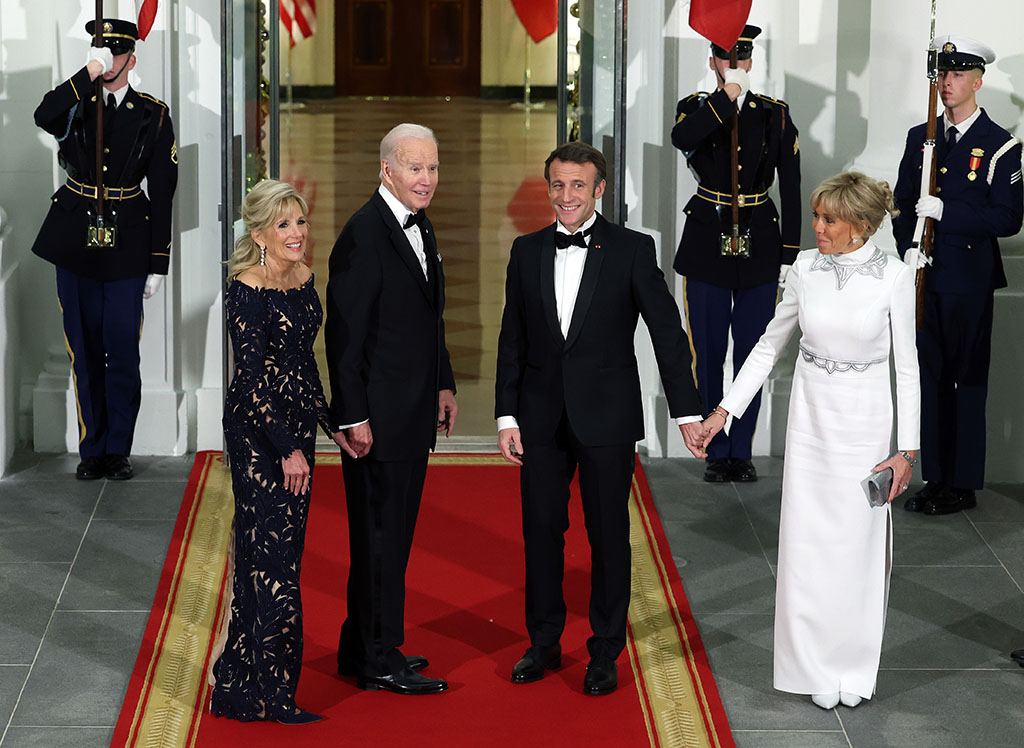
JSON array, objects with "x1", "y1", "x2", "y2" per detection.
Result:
[{"x1": 211, "y1": 180, "x2": 346, "y2": 725}]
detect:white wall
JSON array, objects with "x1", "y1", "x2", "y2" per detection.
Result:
[
  {"x1": 628, "y1": 0, "x2": 1024, "y2": 480},
  {"x1": 0, "y1": 0, "x2": 224, "y2": 469}
]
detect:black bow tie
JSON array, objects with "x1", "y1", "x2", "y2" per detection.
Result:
[
  {"x1": 403, "y1": 210, "x2": 426, "y2": 230},
  {"x1": 554, "y1": 229, "x2": 591, "y2": 249}
]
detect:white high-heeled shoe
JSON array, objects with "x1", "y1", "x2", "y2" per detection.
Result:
[
  {"x1": 811, "y1": 692, "x2": 840, "y2": 709},
  {"x1": 839, "y1": 691, "x2": 862, "y2": 707}
]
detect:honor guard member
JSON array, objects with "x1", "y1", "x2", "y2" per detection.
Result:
[
  {"x1": 893, "y1": 35, "x2": 1022, "y2": 515},
  {"x1": 31, "y1": 18, "x2": 178, "y2": 481},
  {"x1": 671, "y1": 24, "x2": 801, "y2": 483}
]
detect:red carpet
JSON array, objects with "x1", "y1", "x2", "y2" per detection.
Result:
[{"x1": 112, "y1": 453, "x2": 734, "y2": 747}]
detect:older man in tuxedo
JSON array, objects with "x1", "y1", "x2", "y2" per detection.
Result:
[
  {"x1": 325, "y1": 123, "x2": 457, "y2": 694},
  {"x1": 495, "y1": 142, "x2": 706, "y2": 695}
]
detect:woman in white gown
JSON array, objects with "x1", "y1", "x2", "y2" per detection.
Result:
[{"x1": 703, "y1": 172, "x2": 920, "y2": 710}]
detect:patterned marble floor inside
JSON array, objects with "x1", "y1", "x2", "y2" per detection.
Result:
[{"x1": 281, "y1": 97, "x2": 557, "y2": 438}]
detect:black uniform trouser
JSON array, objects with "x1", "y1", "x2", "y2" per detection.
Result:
[
  {"x1": 520, "y1": 410, "x2": 636, "y2": 662},
  {"x1": 685, "y1": 278, "x2": 778, "y2": 460},
  {"x1": 338, "y1": 453, "x2": 428, "y2": 677},
  {"x1": 918, "y1": 289, "x2": 993, "y2": 490},
  {"x1": 55, "y1": 268, "x2": 146, "y2": 459}
]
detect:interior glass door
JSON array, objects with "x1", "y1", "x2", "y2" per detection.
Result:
[{"x1": 558, "y1": 0, "x2": 626, "y2": 223}]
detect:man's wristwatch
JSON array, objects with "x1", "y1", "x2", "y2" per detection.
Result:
[{"x1": 898, "y1": 450, "x2": 917, "y2": 467}]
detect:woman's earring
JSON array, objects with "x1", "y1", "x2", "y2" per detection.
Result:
[{"x1": 259, "y1": 245, "x2": 266, "y2": 266}]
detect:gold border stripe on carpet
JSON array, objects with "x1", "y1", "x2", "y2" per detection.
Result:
[
  {"x1": 627, "y1": 476, "x2": 725, "y2": 748},
  {"x1": 125, "y1": 453, "x2": 234, "y2": 748}
]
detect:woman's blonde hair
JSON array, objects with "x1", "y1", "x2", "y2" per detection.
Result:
[
  {"x1": 226, "y1": 179, "x2": 309, "y2": 280},
  {"x1": 810, "y1": 171, "x2": 899, "y2": 239}
]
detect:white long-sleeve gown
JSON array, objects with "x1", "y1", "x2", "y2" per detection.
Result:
[{"x1": 720, "y1": 241, "x2": 920, "y2": 699}]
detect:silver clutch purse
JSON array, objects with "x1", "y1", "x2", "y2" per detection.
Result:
[{"x1": 860, "y1": 467, "x2": 893, "y2": 508}]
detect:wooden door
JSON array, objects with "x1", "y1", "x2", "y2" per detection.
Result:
[{"x1": 335, "y1": 0, "x2": 481, "y2": 96}]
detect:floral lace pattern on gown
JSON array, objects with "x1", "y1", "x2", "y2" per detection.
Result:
[{"x1": 211, "y1": 276, "x2": 332, "y2": 721}]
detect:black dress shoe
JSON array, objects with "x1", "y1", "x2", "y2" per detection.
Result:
[
  {"x1": 583, "y1": 658, "x2": 617, "y2": 695},
  {"x1": 703, "y1": 458, "x2": 732, "y2": 483},
  {"x1": 104, "y1": 455, "x2": 134, "y2": 480},
  {"x1": 923, "y1": 488, "x2": 976, "y2": 516},
  {"x1": 358, "y1": 667, "x2": 447, "y2": 694},
  {"x1": 905, "y1": 481, "x2": 948, "y2": 512},
  {"x1": 338, "y1": 654, "x2": 428, "y2": 677},
  {"x1": 276, "y1": 707, "x2": 322, "y2": 725},
  {"x1": 510, "y1": 643, "x2": 562, "y2": 683},
  {"x1": 1010, "y1": 649, "x2": 1024, "y2": 665},
  {"x1": 75, "y1": 456, "x2": 105, "y2": 480},
  {"x1": 730, "y1": 459, "x2": 758, "y2": 482}
]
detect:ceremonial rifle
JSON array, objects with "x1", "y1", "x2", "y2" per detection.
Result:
[
  {"x1": 724, "y1": 46, "x2": 749, "y2": 258},
  {"x1": 908, "y1": 0, "x2": 939, "y2": 328},
  {"x1": 88, "y1": 0, "x2": 114, "y2": 248}
]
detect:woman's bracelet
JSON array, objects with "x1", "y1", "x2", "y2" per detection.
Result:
[
  {"x1": 708, "y1": 406, "x2": 729, "y2": 420},
  {"x1": 898, "y1": 450, "x2": 917, "y2": 467}
]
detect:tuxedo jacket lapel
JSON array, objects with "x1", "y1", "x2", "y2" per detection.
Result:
[
  {"x1": 371, "y1": 192, "x2": 434, "y2": 308},
  {"x1": 538, "y1": 226, "x2": 564, "y2": 345},
  {"x1": 563, "y1": 218, "x2": 605, "y2": 350}
]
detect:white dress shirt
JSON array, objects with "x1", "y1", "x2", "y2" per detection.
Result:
[
  {"x1": 497, "y1": 212, "x2": 700, "y2": 432},
  {"x1": 944, "y1": 104, "x2": 981, "y2": 142},
  {"x1": 378, "y1": 183, "x2": 428, "y2": 280}
]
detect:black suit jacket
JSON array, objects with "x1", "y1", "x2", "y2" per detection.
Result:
[
  {"x1": 31, "y1": 66, "x2": 177, "y2": 281},
  {"x1": 892, "y1": 108, "x2": 1022, "y2": 294},
  {"x1": 671, "y1": 89, "x2": 801, "y2": 289},
  {"x1": 495, "y1": 214, "x2": 701, "y2": 447},
  {"x1": 324, "y1": 191, "x2": 456, "y2": 461}
]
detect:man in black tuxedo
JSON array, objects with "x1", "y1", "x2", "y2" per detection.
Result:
[
  {"x1": 495, "y1": 142, "x2": 706, "y2": 695},
  {"x1": 325, "y1": 123, "x2": 457, "y2": 695}
]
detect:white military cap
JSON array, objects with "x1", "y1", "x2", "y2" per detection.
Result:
[{"x1": 932, "y1": 35, "x2": 996, "y2": 70}]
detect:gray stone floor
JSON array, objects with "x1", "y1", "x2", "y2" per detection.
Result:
[
  {"x1": 0, "y1": 450, "x2": 1022, "y2": 747},
  {"x1": 643, "y1": 456, "x2": 1024, "y2": 748}
]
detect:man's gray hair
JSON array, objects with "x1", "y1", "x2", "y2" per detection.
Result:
[{"x1": 379, "y1": 123, "x2": 437, "y2": 166}]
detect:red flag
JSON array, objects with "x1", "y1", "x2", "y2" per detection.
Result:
[
  {"x1": 511, "y1": 0, "x2": 557, "y2": 44},
  {"x1": 280, "y1": 0, "x2": 317, "y2": 48},
  {"x1": 688, "y1": 0, "x2": 751, "y2": 51},
  {"x1": 136, "y1": 0, "x2": 158, "y2": 41}
]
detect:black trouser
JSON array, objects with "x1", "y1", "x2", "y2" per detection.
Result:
[
  {"x1": 520, "y1": 411, "x2": 635, "y2": 661},
  {"x1": 918, "y1": 289, "x2": 993, "y2": 490},
  {"x1": 338, "y1": 454, "x2": 428, "y2": 677}
]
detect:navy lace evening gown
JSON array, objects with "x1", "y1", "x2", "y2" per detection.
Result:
[{"x1": 211, "y1": 276, "x2": 332, "y2": 721}]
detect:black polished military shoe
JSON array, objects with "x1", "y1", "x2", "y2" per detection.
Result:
[
  {"x1": 510, "y1": 643, "x2": 562, "y2": 684},
  {"x1": 923, "y1": 488, "x2": 976, "y2": 516},
  {"x1": 583, "y1": 657, "x2": 617, "y2": 695},
  {"x1": 730, "y1": 459, "x2": 758, "y2": 482},
  {"x1": 104, "y1": 455, "x2": 134, "y2": 480},
  {"x1": 358, "y1": 667, "x2": 447, "y2": 694},
  {"x1": 905, "y1": 481, "x2": 948, "y2": 512},
  {"x1": 1010, "y1": 649, "x2": 1024, "y2": 666},
  {"x1": 703, "y1": 458, "x2": 732, "y2": 483},
  {"x1": 338, "y1": 654, "x2": 428, "y2": 677},
  {"x1": 75, "y1": 456, "x2": 106, "y2": 481}
]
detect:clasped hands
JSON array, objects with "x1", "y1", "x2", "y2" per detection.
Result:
[{"x1": 679, "y1": 410, "x2": 729, "y2": 459}]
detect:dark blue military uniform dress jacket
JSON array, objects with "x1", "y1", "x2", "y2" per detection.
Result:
[
  {"x1": 31, "y1": 65, "x2": 177, "y2": 281},
  {"x1": 671, "y1": 88, "x2": 801, "y2": 290}
]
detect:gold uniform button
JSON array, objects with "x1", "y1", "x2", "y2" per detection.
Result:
[
  {"x1": 935, "y1": 187, "x2": 941, "y2": 193},
  {"x1": 940, "y1": 167, "x2": 947, "y2": 174},
  {"x1": 102, "y1": 165, "x2": 108, "y2": 171},
  {"x1": 104, "y1": 147, "x2": 110, "y2": 154}
]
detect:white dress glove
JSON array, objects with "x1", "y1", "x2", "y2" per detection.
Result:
[
  {"x1": 903, "y1": 247, "x2": 931, "y2": 270},
  {"x1": 778, "y1": 264, "x2": 792, "y2": 288},
  {"x1": 143, "y1": 274, "x2": 164, "y2": 299},
  {"x1": 723, "y1": 68, "x2": 750, "y2": 101},
  {"x1": 88, "y1": 47, "x2": 113, "y2": 75},
  {"x1": 916, "y1": 195, "x2": 944, "y2": 221}
]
